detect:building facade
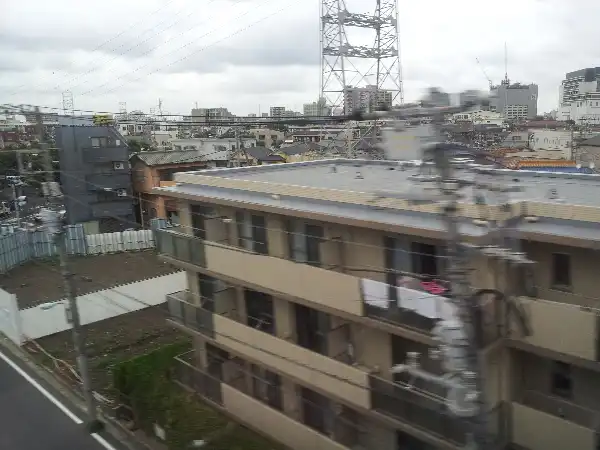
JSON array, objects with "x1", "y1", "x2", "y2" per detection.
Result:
[
  {"x1": 490, "y1": 82, "x2": 538, "y2": 120},
  {"x1": 154, "y1": 159, "x2": 600, "y2": 450},
  {"x1": 558, "y1": 67, "x2": 600, "y2": 124},
  {"x1": 55, "y1": 126, "x2": 133, "y2": 234},
  {"x1": 344, "y1": 85, "x2": 393, "y2": 114}
]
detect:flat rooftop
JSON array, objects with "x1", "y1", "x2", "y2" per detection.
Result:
[
  {"x1": 156, "y1": 159, "x2": 600, "y2": 244},
  {"x1": 205, "y1": 159, "x2": 600, "y2": 207}
]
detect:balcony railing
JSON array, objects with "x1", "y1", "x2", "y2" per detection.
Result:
[
  {"x1": 167, "y1": 291, "x2": 215, "y2": 338},
  {"x1": 369, "y1": 376, "x2": 508, "y2": 447},
  {"x1": 173, "y1": 352, "x2": 223, "y2": 406},
  {"x1": 520, "y1": 390, "x2": 600, "y2": 430},
  {"x1": 156, "y1": 229, "x2": 206, "y2": 267}
]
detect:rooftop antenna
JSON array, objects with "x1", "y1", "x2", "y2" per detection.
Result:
[{"x1": 502, "y1": 42, "x2": 510, "y2": 86}]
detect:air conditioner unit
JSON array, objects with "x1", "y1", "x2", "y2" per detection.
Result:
[
  {"x1": 116, "y1": 189, "x2": 127, "y2": 197},
  {"x1": 113, "y1": 162, "x2": 125, "y2": 170}
]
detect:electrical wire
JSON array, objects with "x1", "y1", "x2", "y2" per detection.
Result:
[
  {"x1": 55, "y1": 169, "x2": 452, "y2": 263},
  {"x1": 78, "y1": 0, "x2": 298, "y2": 97},
  {"x1": 23, "y1": 256, "x2": 451, "y2": 408},
  {"x1": 4, "y1": 0, "x2": 178, "y2": 97},
  {"x1": 67, "y1": 0, "x2": 242, "y2": 95}
]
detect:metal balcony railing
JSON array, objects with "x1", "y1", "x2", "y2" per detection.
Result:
[
  {"x1": 370, "y1": 376, "x2": 509, "y2": 447},
  {"x1": 520, "y1": 390, "x2": 600, "y2": 431},
  {"x1": 156, "y1": 229, "x2": 206, "y2": 267},
  {"x1": 167, "y1": 291, "x2": 215, "y2": 338},
  {"x1": 173, "y1": 352, "x2": 223, "y2": 406}
]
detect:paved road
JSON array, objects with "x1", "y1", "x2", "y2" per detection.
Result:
[{"x1": 0, "y1": 349, "x2": 124, "y2": 450}]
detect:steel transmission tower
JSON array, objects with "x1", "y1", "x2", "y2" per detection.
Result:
[{"x1": 320, "y1": 0, "x2": 403, "y2": 114}]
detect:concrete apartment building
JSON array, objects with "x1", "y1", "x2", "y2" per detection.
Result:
[
  {"x1": 558, "y1": 67, "x2": 600, "y2": 124},
  {"x1": 55, "y1": 126, "x2": 134, "y2": 234},
  {"x1": 153, "y1": 159, "x2": 600, "y2": 450},
  {"x1": 490, "y1": 81, "x2": 539, "y2": 120},
  {"x1": 344, "y1": 85, "x2": 393, "y2": 114}
]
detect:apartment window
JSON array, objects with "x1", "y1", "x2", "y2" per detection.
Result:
[
  {"x1": 90, "y1": 137, "x2": 108, "y2": 147},
  {"x1": 206, "y1": 343, "x2": 229, "y2": 379},
  {"x1": 190, "y1": 204, "x2": 212, "y2": 240},
  {"x1": 411, "y1": 242, "x2": 438, "y2": 278},
  {"x1": 551, "y1": 252, "x2": 571, "y2": 289},
  {"x1": 300, "y1": 387, "x2": 330, "y2": 434},
  {"x1": 244, "y1": 289, "x2": 274, "y2": 334},
  {"x1": 236, "y1": 211, "x2": 268, "y2": 254},
  {"x1": 550, "y1": 361, "x2": 572, "y2": 398},
  {"x1": 250, "y1": 365, "x2": 282, "y2": 411},
  {"x1": 198, "y1": 274, "x2": 215, "y2": 311},
  {"x1": 295, "y1": 304, "x2": 329, "y2": 355},
  {"x1": 288, "y1": 221, "x2": 324, "y2": 266}
]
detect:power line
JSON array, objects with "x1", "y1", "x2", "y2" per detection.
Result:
[
  {"x1": 5, "y1": 0, "x2": 179, "y2": 97},
  {"x1": 66, "y1": 0, "x2": 228, "y2": 95},
  {"x1": 79, "y1": 0, "x2": 297, "y2": 97}
]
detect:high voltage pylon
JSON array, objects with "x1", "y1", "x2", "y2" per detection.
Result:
[
  {"x1": 320, "y1": 0, "x2": 403, "y2": 159},
  {"x1": 320, "y1": 0, "x2": 404, "y2": 113}
]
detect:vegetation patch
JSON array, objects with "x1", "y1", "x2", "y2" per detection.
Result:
[{"x1": 112, "y1": 342, "x2": 282, "y2": 450}]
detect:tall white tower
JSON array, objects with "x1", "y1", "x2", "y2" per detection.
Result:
[{"x1": 320, "y1": 0, "x2": 403, "y2": 115}]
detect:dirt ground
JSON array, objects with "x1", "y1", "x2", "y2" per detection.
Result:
[
  {"x1": 30, "y1": 306, "x2": 185, "y2": 397},
  {"x1": 0, "y1": 250, "x2": 179, "y2": 308},
  {"x1": 0, "y1": 250, "x2": 186, "y2": 396}
]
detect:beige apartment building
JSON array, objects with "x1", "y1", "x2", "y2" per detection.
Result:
[{"x1": 153, "y1": 159, "x2": 600, "y2": 450}]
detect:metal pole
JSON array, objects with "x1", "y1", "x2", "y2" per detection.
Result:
[
  {"x1": 34, "y1": 106, "x2": 103, "y2": 433},
  {"x1": 41, "y1": 209, "x2": 103, "y2": 432},
  {"x1": 11, "y1": 182, "x2": 20, "y2": 228},
  {"x1": 428, "y1": 113, "x2": 488, "y2": 448}
]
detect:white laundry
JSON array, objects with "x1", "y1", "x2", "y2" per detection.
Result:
[{"x1": 361, "y1": 278, "x2": 390, "y2": 309}]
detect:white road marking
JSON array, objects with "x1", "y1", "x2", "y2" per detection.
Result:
[
  {"x1": 0, "y1": 349, "x2": 117, "y2": 450},
  {"x1": 0, "y1": 349, "x2": 83, "y2": 424},
  {"x1": 92, "y1": 433, "x2": 119, "y2": 450}
]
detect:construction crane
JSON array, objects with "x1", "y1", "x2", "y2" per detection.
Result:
[{"x1": 475, "y1": 58, "x2": 493, "y2": 90}]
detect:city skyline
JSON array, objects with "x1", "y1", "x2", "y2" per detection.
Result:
[{"x1": 2, "y1": 0, "x2": 599, "y2": 116}]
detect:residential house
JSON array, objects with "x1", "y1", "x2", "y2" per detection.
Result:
[
  {"x1": 130, "y1": 150, "x2": 214, "y2": 225},
  {"x1": 154, "y1": 159, "x2": 600, "y2": 450},
  {"x1": 55, "y1": 125, "x2": 133, "y2": 234}
]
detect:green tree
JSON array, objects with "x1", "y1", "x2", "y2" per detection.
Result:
[{"x1": 127, "y1": 139, "x2": 143, "y2": 152}]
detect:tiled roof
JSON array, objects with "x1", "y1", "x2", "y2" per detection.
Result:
[{"x1": 130, "y1": 150, "x2": 210, "y2": 166}]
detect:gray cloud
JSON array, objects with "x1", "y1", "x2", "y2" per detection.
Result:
[{"x1": 1, "y1": 0, "x2": 599, "y2": 116}]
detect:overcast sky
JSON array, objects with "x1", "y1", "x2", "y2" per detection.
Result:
[{"x1": 1, "y1": 0, "x2": 599, "y2": 116}]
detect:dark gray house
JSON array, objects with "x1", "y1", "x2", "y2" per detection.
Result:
[{"x1": 55, "y1": 126, "x2": 134, "y2": 233}]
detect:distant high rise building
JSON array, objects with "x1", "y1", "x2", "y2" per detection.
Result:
[
  {"x1": 303, "y1": 98, "x2": 331, "y2": 116},
  {"x1": 557, "y1": 67, "x2": 600, "y2": 124},
  {"x1": 490, "y1": 81, "x2": 538, "y2": 121},
  {"x1": 343, "y1": 85, "x2": 392, "y2": 114},
  {"x1": 191, "y1": 107, "x2": 232, "y2": 125},
  {"x1": 269, "y1": 106, "x2": 286, "y2": 118}
]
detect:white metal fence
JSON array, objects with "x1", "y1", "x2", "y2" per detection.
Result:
[{"x1": 0, "y1": 219, "x2": 169, "y2": 273}]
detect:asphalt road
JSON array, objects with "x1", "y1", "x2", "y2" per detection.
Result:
[{"x1": 0, "y1": 349, "x2": 125, "y2": 450}]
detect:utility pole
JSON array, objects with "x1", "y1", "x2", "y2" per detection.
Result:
[
  {"x1": 34, "y1": 106, "x2": 103, "y2": 433},
  {"x1": 355, "y1": 91, "x2": 531, "y2": 450}
]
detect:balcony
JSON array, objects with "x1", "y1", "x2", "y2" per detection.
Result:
[
  {"x1": 167, "y1": 291, "x2": 214, "y2": 338},
  {"x1": 155, "y1": 229, "x2": 206, "y2": 267},
  {"x1": 508, "y1": 296, "x2": 600, "y2": 362},
  {"x1": 512, "y1": 390, "x2": 600, "y2": 450},
  {"x1": 166, "y1": 290, "x2": 371, "y2": 410},
  {"x1": 174, "y1": 352, "x2": 351, "y2": 450},
  {"x1": 82, "y1": 146, "x2": 128, "y2": 164},
  {"x1": 156, "y1": 229, "x2": 364, "y2": 317},
  {"x1": 173, "y1": 353, "x2": 223, "y2": 405},
  {"x1": 370, "y1": 376, "x2": 508, "y2": 448}
]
